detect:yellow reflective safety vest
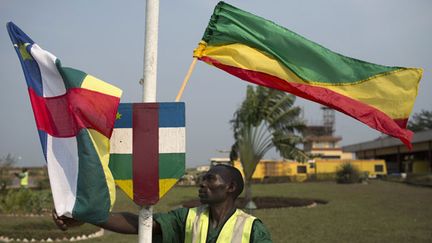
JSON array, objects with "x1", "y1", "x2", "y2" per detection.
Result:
[
  {"x1": 20, "y1": 171, "x2": 29, "y2": 187},
  {"x1": 185, "y1": 206, "x2": 256, "y2": 243}
]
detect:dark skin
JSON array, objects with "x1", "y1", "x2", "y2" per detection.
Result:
[{"x1": 52, "y1": 166, "x2": 238, "y2": 234}]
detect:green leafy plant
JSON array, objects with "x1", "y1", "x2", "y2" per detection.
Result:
[
  {"x1": 0, "y1": 189, "x2": 52, "y2": 214},
  {"x1": 336, "y1": 163, "x2": 361, "y2": 184},
  {"x1": 0, "y1": 154, "x2": 17, "y2": 191},
  {"x1": 230, "y1": 86, "x2": 307, "y2": 204},
  {"x1": 37, "y1": 177, "x2": 51, "y2": 190},
  {"x1": 407, "y1": 109, "x2": 432, "y2": 132}
]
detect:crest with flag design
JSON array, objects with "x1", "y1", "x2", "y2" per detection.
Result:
[
  {"x1": 7, "y1": 22, "x2": 121, "y2": 224},
  {"x1": 194, "y1": 1, "x2": 423, "y2": 149},
  {"x1": 109, "y1": 102, "x2": 186, "y2": 205}
]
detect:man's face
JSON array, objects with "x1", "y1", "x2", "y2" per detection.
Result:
[{"x1": 198, "y1": 167, "x2": 232, "y2": 205}]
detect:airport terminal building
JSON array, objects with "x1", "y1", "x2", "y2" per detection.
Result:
[{"x1": 343, "y1": 129, "x2": 432, "y2": 174}]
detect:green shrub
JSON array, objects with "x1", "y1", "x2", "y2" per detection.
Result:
[
  {"x1": 0, "y1": 171, "x2": 13, "y2": 192},
  {"x1": 336, "y1": 163, "x2": 361, "y2": 184},
  {"x1": 37, "y1": 177, "x2": 51, "y2": 190},
  {"x1": 0, "y1": 189, "x2": 52, "y2": 214}
]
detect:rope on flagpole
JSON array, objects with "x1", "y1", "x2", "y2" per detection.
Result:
[{"x1": 175, "y1": 57, "x2": 197, "y2": 102}]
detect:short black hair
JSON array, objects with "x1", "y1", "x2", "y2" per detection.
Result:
[{"x1": 214, "y1": 164, "x2": 244, "y2": 199}]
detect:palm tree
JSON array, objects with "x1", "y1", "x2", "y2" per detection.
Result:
[{"x1": 230, "y1": 85, "x2": 307, "y2": 205}]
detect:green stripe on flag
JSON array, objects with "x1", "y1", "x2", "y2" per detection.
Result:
[
  {"x1": 56, "y1": 63, "x2": 87, "y2": 89},
  {"x1": 74, "y1": 129, "x2": 111, "y2": 224},
  {"x1": 159, "y1": 153, "x2": 185, "y2": 179},
  {"x1": 109, "y1": 154, "x2": 132, "y2": 180},
  {"x1": 203, "y1": 2, "x2": 398, "y2": 84}
]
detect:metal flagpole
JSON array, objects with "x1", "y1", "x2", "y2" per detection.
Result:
[
  {"x1": 139, "y1": 0, "x2": 159, "y2": 242},
  {"x1": 142, "y1": 0, "x2": 159, "y2": 103}
]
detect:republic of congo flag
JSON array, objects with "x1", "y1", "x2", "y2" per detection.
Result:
[
  {"x1": 7, "y1": 22, "x2": 121, "y2": 224},
  {"x1": 109, "y1": 103, "x2": 185, "y2": 205},
  {"x1": 194, "y1": 2, "x2": 423, "y2": 148}
]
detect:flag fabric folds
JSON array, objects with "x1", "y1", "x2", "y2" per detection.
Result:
[
  {"x1": 109, "y1": 103, "x2": 185, "y2": 205},
  {"x1": 194, "y1": 2, "x2": 422, "y2": 148},
  {"x1": 7, "y1": 22, "x2": 122, "y2": 224}
]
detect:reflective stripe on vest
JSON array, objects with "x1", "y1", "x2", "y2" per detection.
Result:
[{"x1": 185, "y1": 206, "x2": 256, "y2": 243}]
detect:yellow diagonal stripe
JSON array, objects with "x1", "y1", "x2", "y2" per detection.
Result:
[
  {"x1": 115, "y1": 178, "x2": 178, "y2": 201},
  {"x1": 159, "y1": 178, "x2": 178, "y2": 198},
  {"x1": 114, "y1": 179, "x2": 133, "y2": 200},
  {"x1": 199, "y1": 43, "x2": 422, "y2": 119}
]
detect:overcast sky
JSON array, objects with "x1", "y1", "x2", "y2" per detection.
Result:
[{"x1": 1, "y1": 0, "x2": 431, "y2": 168}]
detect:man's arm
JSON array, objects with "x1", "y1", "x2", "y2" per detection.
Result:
[
  {"x1": 98, "y1": 212, "x2": 140, "y2": 234},
  {"x1": 52, "y1": 210, "x2": 162, "y2": 235},
  {"x1": 251, "y1": 219, "x2": 272, "y2": 243}
]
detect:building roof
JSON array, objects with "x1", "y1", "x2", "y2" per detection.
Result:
[{"x1": 342, "y1": 129, "x2": 432, "y2": 152}]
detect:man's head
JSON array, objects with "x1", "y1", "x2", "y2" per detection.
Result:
[{"x1": 198, "y1": 164, "x2": 244, "y2": 205}]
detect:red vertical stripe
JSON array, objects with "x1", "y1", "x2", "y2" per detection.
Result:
[{"x1": 133, "y1": 103, "x2": 159, "y2": 205}]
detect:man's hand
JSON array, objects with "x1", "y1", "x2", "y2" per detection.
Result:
[{"x1": 52, "y1": 209, "x2": 85, "y2": 231}]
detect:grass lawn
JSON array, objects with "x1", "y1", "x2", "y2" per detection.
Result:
[{"x1": 1, "y1": 180, "x2": 432, "y2": 242}]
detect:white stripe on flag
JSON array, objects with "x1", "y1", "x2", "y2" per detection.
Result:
[
  {"x1": 159, "y1": 127, "x2": 186, "y2": 153},
  {"x1": 110, "y1": 128, "x2": 132, "y2": 154},
  {"x1": 46, "y1": 135, "x2": 79, "y2": 218},
  {"x1": 30, "y1": 44, "x2": 66, "y2": 97}
]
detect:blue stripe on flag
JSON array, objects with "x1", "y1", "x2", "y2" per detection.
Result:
[
  {"x1": 37, "y1": 130, "x2": 48, "y2": 161},
  {"x1": 7, "y1": 22, "x2": 43, "y2": 96},
  {"x1": 23, "y1": 57, "x2": 43, "y2": 96},
  {"x1": 159, "y1": 102, "x2": 185, "y2": 128},
  {"x1": 114, "y1": 103, "x2": 133, "y2": 128}
]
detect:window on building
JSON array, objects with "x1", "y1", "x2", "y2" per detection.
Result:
[
  {"x1": 374, "y1": 165, "x2": 384, "y2": 172},
  {"x1": 297, "y1": 165, "x2": 307, "y2": 174}
]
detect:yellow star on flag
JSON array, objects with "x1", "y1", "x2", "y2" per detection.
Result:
[
  {"x1": 116, "y1": 112, "x2": 122, "y2": 120},
  {"x1": 18, "y1": 44, "x2": 32, "y2": 60}
]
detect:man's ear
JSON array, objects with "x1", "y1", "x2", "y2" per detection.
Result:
[{"x1": 227, "y1": 181, "x2": 236, "y2": 194}]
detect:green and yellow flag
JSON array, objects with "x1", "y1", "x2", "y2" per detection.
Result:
[{"x1": 194, "y1": 1, "x2": 422, "y2": 148}]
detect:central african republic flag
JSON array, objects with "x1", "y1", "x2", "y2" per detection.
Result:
[
  {"x1": 194, "y1": 2, "x2": 422, "y2": 148},
  {"x1": 7, "y1": 22, "x2": 121, "y2": 224},
  {"x1": 109, "y1": 103, "x2": 186, "y2": 205}
]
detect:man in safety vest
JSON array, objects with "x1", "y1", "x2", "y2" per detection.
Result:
[
  {"x1": 53, "y1": 164, "x2": 272, "y2": 242},
  {"x1": 15, "y1": 168, "x2": 29, "y2": 188}
]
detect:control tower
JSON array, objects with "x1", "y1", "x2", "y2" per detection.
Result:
[{"x1": 303, "y1": 106, "x2": 346, "y2": 159}]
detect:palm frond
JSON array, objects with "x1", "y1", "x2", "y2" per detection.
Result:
[{"x1": 231, "y1": 85, "x2": 308, "y2": 178}]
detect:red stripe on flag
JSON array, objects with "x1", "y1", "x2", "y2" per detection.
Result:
[
  {"x1": 200, "y1": 56, "x2": 413, "y2": 149},
  {"x1": 394, "y1": 118, "x2": 408, "y2": 129},
  {"x1": 133, "y1": 103, "x2": 160, "y2": 205},
  {"x1": 28, "y1": 88, "x2": 120, "y2": 138}
]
